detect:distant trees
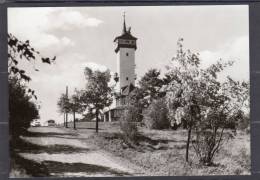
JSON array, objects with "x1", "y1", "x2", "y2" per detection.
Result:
[
  {"x1": 57, "y1": 89, "x2": 85, "y2": 129},
  {"x1": 8, "y1": 33, "x2": 55, "y2": 139},
  {"x1": 143, "y1": 98, "x2": 169, "y2": 129},
  {"x1": 138, "y1": 68, "x2": 165, "y2": 106},
  {"x1": 126, "y1": 68, "x2": 168, "y2": 128},
  {"x1": 56, "y1": 67, "x2": 113, "y2": 132}
]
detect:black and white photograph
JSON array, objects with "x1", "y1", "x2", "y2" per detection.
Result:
[{"x1": 8, "y1": 5, "x2": 250, "y2": 177}]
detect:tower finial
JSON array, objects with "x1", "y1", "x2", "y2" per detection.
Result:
[{"x1": 123, "y1": 11, "x2": 127, "y2": 33}]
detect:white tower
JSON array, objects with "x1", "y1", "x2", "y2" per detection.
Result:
[{"x1": 114, "y1": 13, "x2": 137, "y2": 92}]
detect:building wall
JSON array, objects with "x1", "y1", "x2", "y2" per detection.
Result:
[{"x1": 116, "y1": 47, "x2": 135, "y2": 90}]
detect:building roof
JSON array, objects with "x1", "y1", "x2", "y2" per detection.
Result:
[
  {"x1": 114, "y1": 32, "x2": 137, "y2": 42},
  {"x1": 114, "y1": 14, "x2": 137, "y2": 42}
]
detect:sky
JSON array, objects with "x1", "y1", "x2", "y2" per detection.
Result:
[{"x1": 8, "y1": 5, "x2": 249, "y2": 124}]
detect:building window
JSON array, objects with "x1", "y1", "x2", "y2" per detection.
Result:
[
  {"x1": 126, "y1": 53, "x2": 129, "y2": 56},
  {"x1": 126, "y1": 77, "x2": 128, "y2": 80}
]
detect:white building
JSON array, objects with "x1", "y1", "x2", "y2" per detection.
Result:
[{"x1": 104, "y1": 15, "x2": 137, "y2": 122}]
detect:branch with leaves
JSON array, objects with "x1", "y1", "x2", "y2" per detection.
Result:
[{"x1": 8, "y1": 33, "x2": 56, "y2": 99}]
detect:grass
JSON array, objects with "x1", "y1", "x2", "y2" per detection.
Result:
[{"x1": 78, "y1": 121, "x2": 251, "y2": 176}]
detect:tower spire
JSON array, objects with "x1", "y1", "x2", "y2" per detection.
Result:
[{"x1": 122, "y1": 12, "x2": 127, "y2": 34}]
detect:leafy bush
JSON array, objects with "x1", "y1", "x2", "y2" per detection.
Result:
[
  {"x1": 143, "y1": 98, "x2": 170, "y2": 129},
  {"x1": 120, "y1": 105, "x2": 139, "y2": 144},
  {"x1": 9, "y1": 77, "x2": 39, "y2": 138},
  {"x1": 237, "y1": 112, "x2": 250, "y2": 130},
  {"x1": 192, "y1": 115, "x2": 237, "y2": 166}
]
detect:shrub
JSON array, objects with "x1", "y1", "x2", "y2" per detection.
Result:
[
  {"x1": 9, "y1": 77, "x2": 39, "y2": 139},
  {"x1": 143, "y1": 98, "x2": 170, "y2": 129},
  {"x1": 192, "y1": 127, "x2": 234, "y2": 166},
  {"x1": 237, "y1": 112, "x2": 250, "y2": 131},
  {"x1": 120, "y1": 105, "x2": 139, "y2": 144}
]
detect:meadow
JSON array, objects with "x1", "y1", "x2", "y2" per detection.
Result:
[{"x1": 67, "y1": 121, "x2": 251, "y2": 176}]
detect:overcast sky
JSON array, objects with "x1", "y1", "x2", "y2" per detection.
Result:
[{"x1": 8, "y1": 5, "x2": 249, "y2": 124}]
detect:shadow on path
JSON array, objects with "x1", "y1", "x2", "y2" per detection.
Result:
[
  {"x1": 26, "y1": 131, "x2": 78, "y2": 137},
  {"x1": 43, "y1": 160, "x2": 131, "y2": 176},
  {"x1": 13, "y1": 138, "x2": 89, "y2": 154},
  {"x1": 11, "y1": 153, "x2": 50, "y2": 177},
  {"x1": 73, "y1": 127, "x2": 104, "y2": 130}
]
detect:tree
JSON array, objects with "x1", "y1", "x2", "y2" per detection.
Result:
[
  {"x1": 81, "y1": 67, "x2": 113, "y2": 133},
  {"x1": 143, "y1": 97, "x2": 170, "y2": 129},
  {"x1": 8, "y1": 33, "x2": 55, "y2": 139},
  {"x1": 69, "y1": 89, "x2": 85, "y2": 130},
  {"x1": 192, "y1": 76, "x2": 249, "y2": 165},
  {"x1": 165, "y1": 39, "x2": 204, "y2": 162},
  {"x1": 165, "y1": 38, "x2": 237, "y2": 162},
  {"x1": 57, "y1": 93, "x2": 70, "y2": 128},
  {"x1": 138, "y1": 68, "x2": 165, "y2": 106}
]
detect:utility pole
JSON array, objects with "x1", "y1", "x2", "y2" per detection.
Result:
[{"x1": 65, "y1": 86, "x2": 68, "y2": 128}]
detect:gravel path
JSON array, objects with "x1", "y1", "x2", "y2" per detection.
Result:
[{"x1": 18, "y1": 126, "x2": 142, "y2": 177}]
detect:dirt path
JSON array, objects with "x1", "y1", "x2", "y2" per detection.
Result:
[{"x1": 18, "y1": 126, "x2": 143, "y2": 177}]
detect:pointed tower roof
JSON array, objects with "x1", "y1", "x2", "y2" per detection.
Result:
[
  {"x1": 114, "y1": 13, "x2": 137, "y2": 42},
  {"x1": 122, "y1": 12, "x2": 127, "y2": 34}
]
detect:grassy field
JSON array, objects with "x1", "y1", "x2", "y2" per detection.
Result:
[{"x1": 66, "y1": 121, "x2": 251, "y2": 176}]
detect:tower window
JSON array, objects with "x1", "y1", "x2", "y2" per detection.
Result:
[
  {"x1": 126, "y1": 53, "x2": 129, "y2": 56},
  {"x1": 126, "y1": 77, "x2": 128, "y2": 80}
]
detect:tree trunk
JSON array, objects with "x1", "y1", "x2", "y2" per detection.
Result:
[
  {"x1": 186, "y1": 126, "x2": 192, "y2": 162},
  {"x1": 65, "y1": 112, "x2": 68, "y2": 128},
  {"x1": 73, "y1": 110, "x2": 76, "y2": 130},
  {"x1": 63, "y1": 113, "x2": 66, "y2": 127},
  {"x1": 95, "y1": 110, "x2": 99, "y2": 133}
]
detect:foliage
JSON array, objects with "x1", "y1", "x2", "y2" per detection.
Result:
[
  {"x1": 192, "y1": 77, "x2": 249, "y2": 165},
  {"x1": 165, "y1": 38, "x2": 249, "y2": 164},
  {"x1": 57, "y1": 93, "x2": 70, "y2": 127},
  {"x1": 81, "y1": 67, "x2": 113, "y2": 132},
  {"x1": 69, "y1": 90, "x2": 85, "y2": 113},
  {"x1": 57, "y1": 93, "x2": 70, "y2": 114},
  {"x1": 8, "y1": 34, "x2": 55, "y2": 84},
  {"x1": 81, "y1": 112, "x2": 96, "y2": 121},
  {"x1": 120, "y1": 105, "x2": 139, "y2": 144},
  {"x1": 8, "y1": 33, "x2": 54, "y2": 139},
  {"x1": 236, "y1": 112, "x2": 250, "y2": 131},
  {"x1": 165, "y1": 38, "x2": 208, "y2": 162},
  {"x1": 138, "y1": 68, "x2": 165, "y2": 106},
  {"x1": 9, "y1": 78, "x2": 39, "y2": 138},
  {"x1": 57, "y1": 89, "x2": 85, "y2": 129},
  {"x1": 69, "y1": 89, "x2": 85, "y2": 129},
  {"x1": 126, "y1": 87, "x2": 145, "y2": 122},
  {"x1": 143, "y1": 98, "x2": 170, "y2": 129}
]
